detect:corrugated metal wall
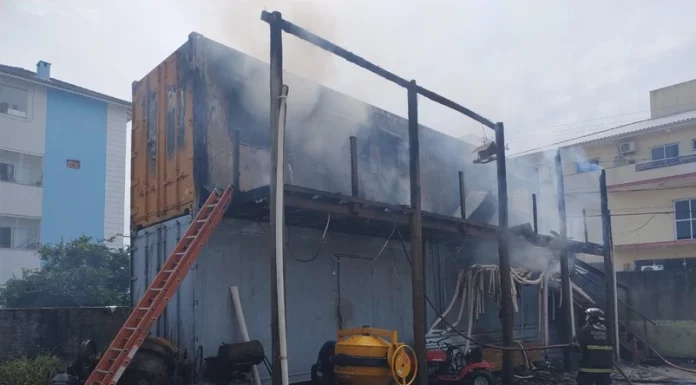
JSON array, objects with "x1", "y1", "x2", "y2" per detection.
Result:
[{"x1": 132, "y1": 217, "x2": 544, "y2": 383}]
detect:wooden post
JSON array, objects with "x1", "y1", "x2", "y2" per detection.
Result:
[
  {"x1": 233, "y1": 129, "x2": 241, "y2": 192},
  {"x1": 600, "y1": 170, "x2": 620, "y2": 360},
  {"x1": 532, "y1": 193, "x2": 538, "y2": 234},
  {"x1": 350, "y1": 136, "x2": 359, "y2": 197},
  {"x1": 495, "y1": 122, "x2": 514, "y2": 385},
  {"x1": 407, "y1": 80, "x2": 428, "y2": 385},
  {"x1": 458, "y1": 171, "x2": 466, "y2": 219},
  {"x1": 555, "y1": 150, "x2": 573, "y2": 372},
  {"x1": 583, "y1": 209, "x2": 589, "y2": 243}
]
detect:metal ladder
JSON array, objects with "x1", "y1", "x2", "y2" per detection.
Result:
[{"x1": 85, "y1": 186, "x2": 234, "y2": 385}]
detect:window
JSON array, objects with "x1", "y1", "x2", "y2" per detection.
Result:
[
  {"x1": 651, "y1": 143, "x2": 679, "y2": 161},
  {"x1": 692, "y1": 139, "x2": 696, "y2": 151},
  {"x1": 576, "y1": 158, "x2": 601, "y2": 174},
  {"x1": 0, "y1": 85, "x2": 28, "y2": 118},
  {"x1": 0, "y1": 216, "x2": 40, "y2": 249},
  {"x1": 0, "y1": 162, "x2": 15, "y2": 182},
  {"x1": 0, "y1": 227, "x2": 10, "y2": 248},
  {"x1": 675, "y1": 199, "x2": 696, "y2": 240}
]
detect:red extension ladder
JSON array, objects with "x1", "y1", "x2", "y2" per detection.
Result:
[{"x1": 85, "y1": 186, "x2": 234, "y2": 385}]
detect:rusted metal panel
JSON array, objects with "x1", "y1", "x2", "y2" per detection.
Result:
[
  {"x1": 131, "y1": 32, "x2": 485, "y2": 229},
  {"x1": 131, "y1": 46, "x2": 195, "y2": 230}
]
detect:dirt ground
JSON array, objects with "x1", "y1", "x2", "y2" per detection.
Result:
[{"x1": 509, "y1": 363, "x2": 696, "y2": 385}]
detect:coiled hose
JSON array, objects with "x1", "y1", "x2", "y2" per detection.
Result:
[{"x1": 395, "y1": 233, "x2": 635, "y2": 385}]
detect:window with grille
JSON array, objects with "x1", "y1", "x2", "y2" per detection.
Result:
[{"x1": 675, "y1": 199, "x2": 696, "y2": 240}]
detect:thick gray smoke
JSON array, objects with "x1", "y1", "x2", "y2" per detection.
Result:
[
  {"x1": 192, "y1": 0, "x2": 368, "y2": 125},
  {"x1": 189, "y1": 1, "x2": 371, "y2": 196},
  {"x1": 178, "y1": 1, "x2": 604, "y2": 271},
  {"x1": 500, "y1": 143, "x2": 603, "y2": 272}
]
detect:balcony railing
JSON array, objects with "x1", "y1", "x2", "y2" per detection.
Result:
[
  {"x1": 0, "y1": 166, "x2": 43, "y2": 187},
  {"x1": 636, "y1": 154, "x2": 696, "y2": 172}
]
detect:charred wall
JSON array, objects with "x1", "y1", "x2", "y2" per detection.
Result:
[
  {"x1": 131, "y1": 216, "x2": 543, "y2": 383},
  {"x1": 131, "y1": 32, "x2": 493, "y2": 229},
  {"x1": 196, "y1": 33, "x2": 484, "y2": 213}
]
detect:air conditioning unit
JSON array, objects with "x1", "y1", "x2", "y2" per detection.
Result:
[
  {"x1": 641, "y1": 264, "x2": 664, "y2": 272},
  {"x1": 619, "y1": 141, "x2": 637, "y2": 155}
]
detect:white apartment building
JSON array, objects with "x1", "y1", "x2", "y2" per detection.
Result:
[{"x1": 0, "y1": 61, "x2": 131, "y2": 287}]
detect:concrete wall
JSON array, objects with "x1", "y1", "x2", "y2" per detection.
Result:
[
  {"x1": 0, "y1": 75, "x2": 47, "y2": 155},
  {"x1": 132, "y1": 216, "x2": 544, "y2": 383},
  {"x1": 0, "y1": 249, "x2": 39, "y2": 288},
  {"x1": 0, "y1": 306, "x2": 128, "y2": 363},
  {"x1": 619, "y1": 270, "x2": 696, "y2": 358},
  {"x1": 103, "y1": 104, "x2": 128, "y2": 247},
  {"x1": 42, "y1": 88, "x2": 107, "y2": 244},
  {"x1": 650, "y1": 79, "x2": 696, "y2": 118}
]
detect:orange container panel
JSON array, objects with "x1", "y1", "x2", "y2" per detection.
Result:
[{"x1": 131, "y1": 46, "x2": 196, "y2": 230}]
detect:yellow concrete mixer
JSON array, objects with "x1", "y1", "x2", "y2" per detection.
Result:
[{"x1": 310, "y1": 326, "x2": 417, "y2": 385}]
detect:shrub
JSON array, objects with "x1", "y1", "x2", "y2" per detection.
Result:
[{"x1": 0, "y1": 355, "x2": 63, "y2": 385}]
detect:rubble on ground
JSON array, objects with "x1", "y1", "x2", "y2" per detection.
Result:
[{"x1": 498, "y1": 361, "x2": 696, "y2": 385}]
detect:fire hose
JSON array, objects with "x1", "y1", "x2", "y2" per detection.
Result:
[{"x1": 395, "y1": 233, "x2": 637, "y2": 385}]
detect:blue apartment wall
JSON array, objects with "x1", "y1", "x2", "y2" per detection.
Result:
[{"x1": 41, "y1": 88, "x2": 107, "y2": 244}]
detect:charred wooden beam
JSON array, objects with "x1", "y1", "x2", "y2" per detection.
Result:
[
  {"x1": 600, "y1": 170, "x2": 620, "y2": 360},
  {"x1": 458, "y1": 171, "x2": 466, "y2": 219},
  {"x1": 495, "y1": 122, "x2": 514, "y2": 385},
  {"x1": 532, "y1": 193, "x2": 538, "y2": 234},
  {"x1": 350, "y1": 136, "x2": 359, "y2": 197},
  {"x1": 259, "y1": 11, "x2": 496, "y2": 129},
  {"x1": 407, "y1": 81, "x2": 428, "y2": 385},
  {"x1": 555, "y1": 150, "x2": 573, "y2": 372}
]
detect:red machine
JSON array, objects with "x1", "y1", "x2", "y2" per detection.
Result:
[{"x1": 426, "y1": 339, "x2": 494, "y2": 385}]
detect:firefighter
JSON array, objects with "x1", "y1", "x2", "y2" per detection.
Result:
[{"x1": 573, "y1": 307, "x2": 614, "y2": 385}]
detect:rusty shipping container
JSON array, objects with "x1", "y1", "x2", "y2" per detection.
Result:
[{"x1": 131, "y1": 32, "x2": 490, "y2": 230}]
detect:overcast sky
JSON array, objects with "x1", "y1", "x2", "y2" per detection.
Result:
[{"x1": 3, "y1": 0, "x2": 696, "y2": 234}]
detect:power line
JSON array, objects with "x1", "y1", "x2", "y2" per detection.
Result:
[
  {"x1": 509, "y1": 98, "x2": 696, "y2": 137},
  {"x1": 510, "y1": 114, "x2": 696, "y2": 157}
]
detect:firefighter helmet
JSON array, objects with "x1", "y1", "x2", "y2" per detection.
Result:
[{"x1": 584, "y1": 307, "x2": 606, "y2": 325}]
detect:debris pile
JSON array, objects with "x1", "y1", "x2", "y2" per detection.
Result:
[{"x1": 513, "y1": 371, "x2": 576, "y2": 385}]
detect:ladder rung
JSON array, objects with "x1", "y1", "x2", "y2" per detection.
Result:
[{"x1": 84, "y1": 186, "x2": 233, "y2": 385}]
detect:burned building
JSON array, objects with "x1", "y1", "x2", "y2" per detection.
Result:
[{"x1": 129, "y1": 32, "x2": 600, "y2": 382}]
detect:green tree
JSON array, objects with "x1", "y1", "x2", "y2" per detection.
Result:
[{"x1": 0, "y1": 236, "x2": 129, "y2": 308}]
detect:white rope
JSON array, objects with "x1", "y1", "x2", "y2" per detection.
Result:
[
  {"x1": 447, "y1": 271, "x2": 470, "y2": 332},
  {"x1": 428, "y1": 270, "x2": 464, "y2": 333},
  {"x1": 463, "y1": 275, "x2": 475, "y2": 354}
]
